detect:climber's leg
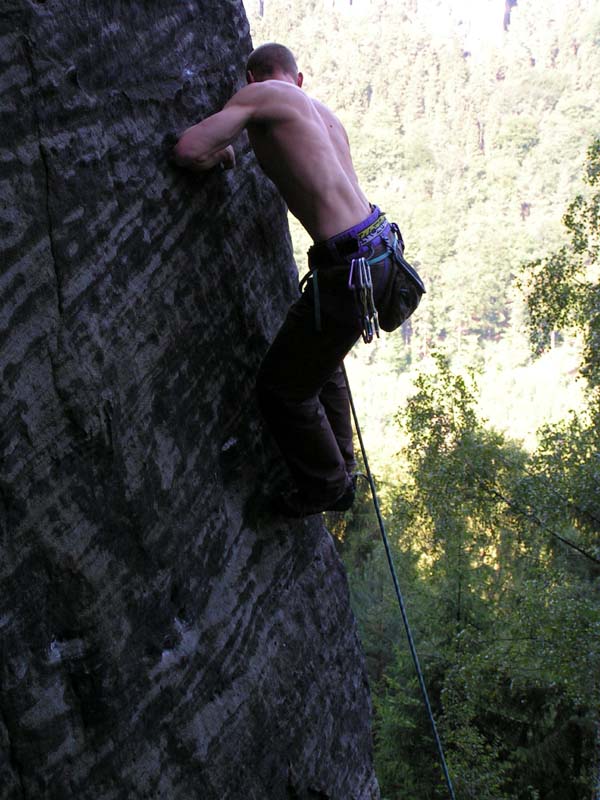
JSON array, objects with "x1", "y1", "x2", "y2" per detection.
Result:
[
  {"x1": 256, "y1": 285, "x2": 359, "y2": 509},
  {"x1": 319, "y1": 365, "x2": 357, "y2": 476}
]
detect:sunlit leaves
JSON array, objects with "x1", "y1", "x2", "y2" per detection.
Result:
[
  {"x1": 345, "y1": 353, "x2": 598, "y2": 798},
  {"x1": 520, "y1": 138, "x2": 600, "y2": 384}
]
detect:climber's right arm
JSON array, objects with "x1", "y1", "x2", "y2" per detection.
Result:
[{"x1": 174, "y1": 85, "x2": 261, "y2": 172}]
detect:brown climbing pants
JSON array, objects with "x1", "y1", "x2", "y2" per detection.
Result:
[
  {"x1": 256, "y1": 288, "x2": 360, "y2": 504},
  {"x1": 257, "y1": 207, "x2": 398, "y2": 505}
]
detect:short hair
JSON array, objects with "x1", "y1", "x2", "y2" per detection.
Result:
[{"x1": 246, "y1": 43, "x2": 298, "y2": 79}]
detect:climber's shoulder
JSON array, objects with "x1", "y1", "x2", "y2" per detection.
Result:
[{"x1": 225, "y1": 80, "x2": 308, "y2": 126}]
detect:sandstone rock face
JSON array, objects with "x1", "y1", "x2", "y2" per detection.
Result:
[{"x1": 0, "y1": 2, "x2": 379, "y2": 798}]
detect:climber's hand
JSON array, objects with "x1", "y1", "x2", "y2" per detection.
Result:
[{"x1": 173, "y1": 143, "x2": 235, "y2": 174}]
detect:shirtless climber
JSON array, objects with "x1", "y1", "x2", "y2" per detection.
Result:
[{"x1": 174, "y1": 43, "x2": 424, "y2": 517}]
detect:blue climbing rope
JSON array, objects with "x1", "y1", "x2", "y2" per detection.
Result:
[{"x1": 342, "y1": 363, "x2": 457, "y2": 800}]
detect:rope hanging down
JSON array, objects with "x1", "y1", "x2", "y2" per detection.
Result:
[{"x1": 342, "y1": 364, "x2": 457, "y2": 800}]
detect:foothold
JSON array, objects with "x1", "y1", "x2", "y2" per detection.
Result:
[
  {"x1": 173, "y1": 615, "x2": 188, "y2": 632},
  {"x1": 66, "y1": 65, "x2": 79, "y2": 86},
  {"x1": 48, "y1": 639, "x2": 61, "y2": 663},
  {"x1": 221, "y1": 437, "x2": 238, "y2": 453}
]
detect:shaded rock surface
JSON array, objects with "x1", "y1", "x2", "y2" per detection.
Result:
[{"x1": 0, "y1": 2, "x2": 379, "y2": 799}]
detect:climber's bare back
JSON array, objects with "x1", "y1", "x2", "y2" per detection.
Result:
[
  {"x1": 244, "y1": 81, "x2": 371, "y2": 240},
  {"x1": 175, "y1": 76, "x2": 371, "y2": 241}
]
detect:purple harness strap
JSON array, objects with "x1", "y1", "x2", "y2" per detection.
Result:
[
  {"x1": 326, "y1": 204, "x2": 383, "y2": 246},
  {"x1": 308, "y1": 206, "x2": 391, "y2": 267}
]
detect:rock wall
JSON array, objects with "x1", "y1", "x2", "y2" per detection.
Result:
[{"x1": 0, "y1": 2, "x2": 379, "y2": 798}]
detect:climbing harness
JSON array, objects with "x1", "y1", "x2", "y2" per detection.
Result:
[
  {"x1": 300, "y1": 243, "x2": 387, "y2": 339},
  {"x1": 302, "y1": 215, "x2": 424, "y2": 339},
  {"x1": 301, "y1": 237, "x2": 389, "y2": 339},
  {"x1": 342, "y1": 364, "x2": 457, "y2": 800}
]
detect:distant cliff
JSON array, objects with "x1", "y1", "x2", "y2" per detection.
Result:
[{"x1": 0, "y1": 2, "x2": 378, "y2": 798}]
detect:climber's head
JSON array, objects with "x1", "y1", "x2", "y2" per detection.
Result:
[{"x1": 246, "y1": 43, "x2": 303, "y2": 87}]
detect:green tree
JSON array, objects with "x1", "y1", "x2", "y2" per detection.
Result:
[
  {"x1": 521, "y1": 138, "x2": 600, "y2": 386},
  {"x1": 336, "y1": 353, "x2": 598, "y2": 798}
]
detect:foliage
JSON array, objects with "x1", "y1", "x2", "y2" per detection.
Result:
[
  {"x1": 340, "y1": 353, "x2": 599, "y2": 799},
  {"x1": 520, "y1": 137, "x2": 600, "y2": 386}
]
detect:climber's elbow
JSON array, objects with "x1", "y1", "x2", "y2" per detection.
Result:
[
  {"x1": 174, "y1": 109, "x2": 243, "y2": 171},
  {"x1": 173, "y1": 134, "x2": 209, "y2": 169}
]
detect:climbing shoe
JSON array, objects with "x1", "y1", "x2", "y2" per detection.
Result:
[
  {"x1": 271, "y1": 491, "x2": 321, "y2": 518},
  {"x1": 272, "y1": 476, "x2": 357, "y2": 518},
  {"x1": 325, "y1": 476, "x2": 357, "y2": 512}
]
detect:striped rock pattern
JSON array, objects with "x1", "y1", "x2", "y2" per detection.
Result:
[{"x1": 0, "y1": 2, "x2": 379, "y2": 799}]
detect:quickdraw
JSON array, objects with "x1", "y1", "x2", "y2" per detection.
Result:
[{"x1": 348, "y1": 257, "x2": 380, "y2": 343}]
